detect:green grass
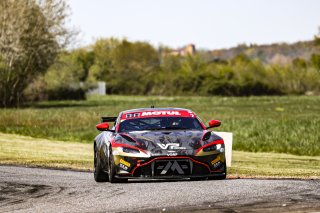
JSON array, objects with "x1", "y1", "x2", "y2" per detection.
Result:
[
  {"x1": 1, "y1": 133, "x2": 319, "y2": 178},
  {"x1": 230, "y1": 151, "x2": 320, "y2": 178},
  {"x1": 0, "y1": 133, "x2": 92, "y2": 170},
  {"x1": 0, "y1": 95, "x2": 319, "y2": 156}
]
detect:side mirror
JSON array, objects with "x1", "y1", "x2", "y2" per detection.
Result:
[
  {"x1": 96, "y1": 122, "x2": 110, "y2": 131},
  {"x1": 207, "y1": 120, "x2": 221, "y2": 129}
]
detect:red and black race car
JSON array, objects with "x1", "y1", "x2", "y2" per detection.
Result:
[{"x1": 94, "y1": 108, "x2": 226, "y2": 183}]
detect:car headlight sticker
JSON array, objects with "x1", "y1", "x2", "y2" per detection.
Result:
[{"x1": 203, "y1": 143, "x2": 223, "y2": 152}]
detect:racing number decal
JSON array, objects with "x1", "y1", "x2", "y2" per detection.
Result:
[{"x1": 126, "y1": 113, "x2": 140, "y2": 118}]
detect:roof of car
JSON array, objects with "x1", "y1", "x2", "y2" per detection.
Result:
[
  {"x1": 122, "y1": 107, "x2": 192, "y2": 113},
  {"x1": 120, "y1": 108, "x2": 196, "y2": 120}
]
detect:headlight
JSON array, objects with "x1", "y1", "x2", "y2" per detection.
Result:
[{"x1": 203, "y1": 144, "x2": 222, "y2": 152}]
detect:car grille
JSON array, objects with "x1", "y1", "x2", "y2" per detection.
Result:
[{"x1": 132, "y1": 158, "x2": 210, "y2": 177}]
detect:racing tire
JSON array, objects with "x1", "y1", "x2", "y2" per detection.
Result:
[
  {"x1": 108, "y1": 149, "x2": 128, "y2": 183},
  {"x1": 94, "y1": 147, "x2": 109, "y2": 182}
]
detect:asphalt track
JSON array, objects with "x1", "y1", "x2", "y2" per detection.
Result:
[{"x1": 0, "y1": 165, "x2": 319, "y2": 213}]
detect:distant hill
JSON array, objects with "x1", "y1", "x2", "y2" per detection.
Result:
[{"x1": 209, "y1": 40, "x2": 318, "y2": 64}]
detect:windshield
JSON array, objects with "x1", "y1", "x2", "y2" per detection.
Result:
[{"x1": 119, "y1": 117, "x2": 203, "y2": 132}]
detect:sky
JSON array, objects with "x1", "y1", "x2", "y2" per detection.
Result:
[{"x1": 68, "y1": 0, "x2": 320, "y2": 50}]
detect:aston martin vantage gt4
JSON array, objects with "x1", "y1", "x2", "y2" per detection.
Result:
[{"x1": 94, "y1": 108, "x2": 226, "y2": 183}]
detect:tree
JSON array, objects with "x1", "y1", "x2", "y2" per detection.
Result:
[
  {"x1": 87, "y1": 39, "x2": 160, "y2": 94},
  {"x1": 0, "y1": 0, "x2": 72, "y2": 107},
  {"x1": 72, "y1": 48, "x2": 95, "y2": 82},
  {"x1": 108, "y1": 40, "x2": 160, "y2": 94},
  {"x1": 87, "y1": 38, "x2": 120, "y2": 82},
  {"x1": 314, "y1": 36, "x2": 320, "y2": 46},
  {"x1": 44, "y1": 52, "x2": 85, "y2": 100},
  {"x1": 310, "y1": 54, "x2": 320, "y2": 70}
]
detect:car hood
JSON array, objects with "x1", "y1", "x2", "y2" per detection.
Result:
[{"x1": 115, "y1": 130, "x2": 222, "y2": 156}]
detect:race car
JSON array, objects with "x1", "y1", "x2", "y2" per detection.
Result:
[{"x1": 94, "y1": 108, "x2": 226, "y2": 183}]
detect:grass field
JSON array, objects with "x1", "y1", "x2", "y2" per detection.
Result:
[
  {"x1": 0, "y1": 133, "x2": 91, "y2": 170},
  {"x1": 1, "y1": 133, "x2": 319, "y2": 178},
  {"x1": 0, "y1": 95, "x2": 319, "y2": 156}
]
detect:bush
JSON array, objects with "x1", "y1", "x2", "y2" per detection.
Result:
[{"x1": 47, "y1": 87, "x2": 85, "y2": 101}]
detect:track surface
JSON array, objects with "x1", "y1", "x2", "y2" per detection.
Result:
[{"x1": 0, "y1": 166, "x2": 320, "y2": 213}]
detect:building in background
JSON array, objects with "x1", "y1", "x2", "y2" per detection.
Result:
[{"x1": 168, "y1": 44, "x2": 196, "y2": 56}]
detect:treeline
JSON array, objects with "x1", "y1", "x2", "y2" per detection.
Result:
[
  {"x1": 26, "y1": 38, "x2": 320, "y2": 100},
  {"x1": 210, "y1": 40, "x2": 319, "y2": 63},
  {"x1": 1, "y1": 1, "x2": 320, "y2": 107}
]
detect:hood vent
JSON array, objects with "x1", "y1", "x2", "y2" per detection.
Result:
[
  {"x1": 120, "y1": 134, "x2": 137, "y2": 143},
  {"x1": 202, "y1": 132, "x2": 211, "y2": 141}
]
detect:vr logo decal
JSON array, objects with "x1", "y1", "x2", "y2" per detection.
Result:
[
  {"x1": 158, "y1": 143, "x2": 178, "y2": 149},
  {"x1": 159, "y1": 161, "x2": 184, "y2": 175},
  {"x1": 157, "y1": 143, "x2": 186, "y2": 150}
]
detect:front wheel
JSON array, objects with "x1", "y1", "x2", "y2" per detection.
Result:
[{"x1": 94, "y1": 147, "x2": 108, "y2": 182}]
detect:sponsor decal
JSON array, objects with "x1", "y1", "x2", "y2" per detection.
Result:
[
  {"x1": 157, "y1": 143, "x2": 186, "y2": 150},
  {"x1": 212, "y1": 161, "x2": 221, "y2": 169},
  {"x1": 119, "y1": 164, "x2": 128, "y2": 170},
  {"x1": 119, "y1": 159, "x2": 131, "y2": 170},
  {"x1": 141, "y1": 111, "x2": 181, "y2": 116},
  {"x1": 210, "y1": 156, "x2": 220, "y2": 165},
  {"x1": 120, "y1": 159, "x2": 131, "y2": 167},
  {"x1": 167, "y1": 151, "x2": 178, "y2": 156},
  {"x1": 211, "y1": 156, "x2": 222, "y2": 169}
]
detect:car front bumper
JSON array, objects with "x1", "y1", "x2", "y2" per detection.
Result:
[{"x1": 113, "y1": 152, "x2": 226, "y2": 179}]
